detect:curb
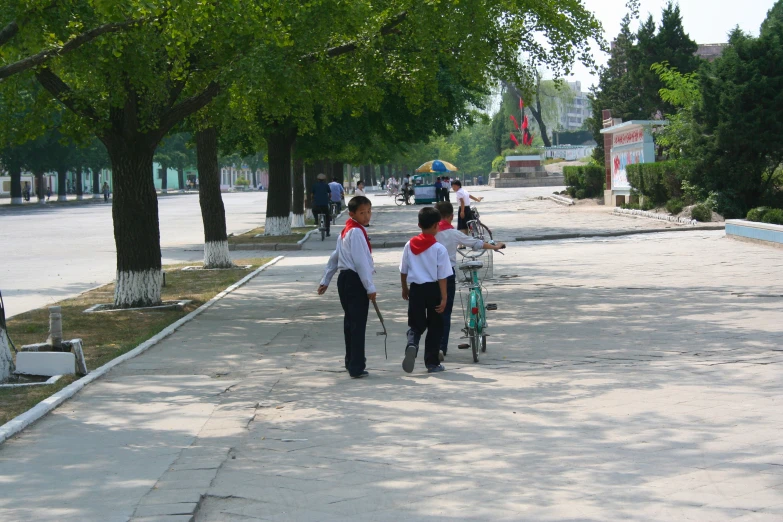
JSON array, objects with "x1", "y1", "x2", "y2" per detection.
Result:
[
  {"x1": 549, "y1": 194, "x2": 575, "y2": 206},
  {"x1": 0, "y1": 256, "x2": 284, "y2": 445},
  {"x1": 613, "y1": 207, "x2": 699, "y2": 225},
  {"x1": 230, "y1": 243, "x2": 302, "y2": 251},
  {"x1": 514, "y1": 225, "x2": 725, "y2": 242}
]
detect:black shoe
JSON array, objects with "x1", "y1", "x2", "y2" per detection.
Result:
[
  {"x1": 427, "y1": 364, "x2": 446, "y2": 373},
  {"x1": 350, "y1": 371, "x2": 369, "y2": 378},
  {"x1": 402, "y1": 343, "x2": 417, "y2": 373}
]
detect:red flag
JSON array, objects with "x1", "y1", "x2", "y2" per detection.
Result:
[
  {"x1": 509, "y1": 115, "x2": 519, "y2": 130},
  {"x1": 519, "y1": 97, "x2": 524, "y2": 109},
  {"x1": 509, "y1": 133, "x2": 520, "y2": 147},
  {"x1": 522, "y1": 115, "x2": 529, "y2": 130}
]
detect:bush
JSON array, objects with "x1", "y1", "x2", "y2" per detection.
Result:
[
  {"x1": 626, "y1": 164, "x2": 644, "y2": 195},
  {"x1": 761, "y1": 208, "x2": 783, "y2": 225},
  {"x1": 746, "y1": 207, "x2": 767, "y2": 222},
  {"x1": 564, "y1": 165, "x2": 604, "y2": 198},
  {"x1": 665, "y1": 198, "x2": 684, "y2": 215},
  {"x1": 235, "y1": 177, "x2": 250, "y2": 187},
  {"x1": 575, "y1": 189, "x2": 586, "y2": 199},
  {"x1": 563, "y1": 166, "x2": 580, "y2": 187},
  {"x1": 690, "y1": 204, "x2": 712, "y2": 222},
  {"x1": 641, "y1": 198, "x2": 657, "y2": 211},
  {"x1": 567, "y1": 186, "x2": 577, "y2": 198}
]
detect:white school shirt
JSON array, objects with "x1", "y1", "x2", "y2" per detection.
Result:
[
  {"x1": 399, "y1": 241, "x2": 452, "y2": 285},
  {"x1": 455, "y1": 187, "x2": 471, "y2": 208},
  {"x1": 354, "y1": 187, "x2": 366, "y2": 196},
  {"x1": 321, "y1": 227, "x2": 376, "y2": 293},
  {"x1": 436, "y1": 228, "x2": 485, "y2": 270}
]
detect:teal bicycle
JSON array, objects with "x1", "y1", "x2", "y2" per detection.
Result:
[{"x1": 457, "y1": 241, "x2": 503, "y2": 362}]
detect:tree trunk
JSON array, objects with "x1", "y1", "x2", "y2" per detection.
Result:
[
  {"x1": 34, "y1": 171, "x2": 45, "y2": 203},
  {"x1": 380, "y1": 164, "x2": 386, "y2": 189},
  {"x1": 57, "y1": 167, "x2": 68, "y2": 201},
  {"x1": 75, "y1": 166, "x2": 84, "y2": 200},
  {"x1": 195, "y1": 127, "x2": 232, "y2": 269},
  {"x1": 92, "y1": 167, "x2": 101, "y2": 198},
  {"x1": 304, "y1": 161, "x2": 317, "y2": 219},
  {"x1": 530, "y1": 96, "x2": 552, "y2": 148},
  {"x1": 251, "y1": 169, "x2": 257, "y2": 189},
  {"x1": 332, "y1": 162, "x2": 344, "y2": 184},
  {"x1": 106, "y1": 144, "x2": 163, "y2": 308},
  {"x1": 177, "y1": 167, "x2": 184, "y2": 190},
  {"x1": 159, "y1": 162, "x2": 169, "y2": 193},
  {"x1": 291, "y1": 158, "x2": 305, "y2": 228},
  {"x1": 265, "y1": 128, "x2": 295, "y2": 236},
  {"x1": 0, "y1": 326, "x2": 14, "y2": 382},
  {"x1": 9, "y1": 163, "x2": 22, "y2": 205}
]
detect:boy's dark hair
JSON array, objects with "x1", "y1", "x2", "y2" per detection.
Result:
[
  {"x1": 357, "y1": 180, "x2": 365, "y2": 186},
  {"x1": 436, "y1": 176, "x2": 441, "y2": 182},
  {"x1": 451, "y1": 179, "x2": 461, "y2": 188},
  {"x1": 348, "y1": 195, "x2": 372, "y2": 213},
  {"x1": 418, "y1": 206, "x2": 441, "y2": 229},
  {"x1": 333, "y1": 177, "x2": 340, "y2": 182},
  {"x1": 435, "y1": 201, "x2": 454, "y2": 218}
]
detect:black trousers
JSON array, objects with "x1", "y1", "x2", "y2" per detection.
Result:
[
  {"x1": 313, "y1": 205, "x2": 330, "y2": 233},
  {"x1": 337, "y1": 270, "x2": 368, "y2": 375},
  {"x1": 440, "y1": 270, "x2": 456, "y2": 353},
  {"x1": 407, "y1": 282, "x2": 443, "y2": 367}
]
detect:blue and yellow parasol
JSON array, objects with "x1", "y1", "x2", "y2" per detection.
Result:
[{"x1": 415, "y1": 159, "x2": 458, "y2": 173}]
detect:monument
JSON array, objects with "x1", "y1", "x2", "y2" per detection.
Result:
[{"x1": 490, "y1": 154, "x2": 565, "y2": 188}]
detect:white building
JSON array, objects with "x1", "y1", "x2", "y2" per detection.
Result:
[{"x1": 558, "y1": 81, "x2": 592, "y2": 132}]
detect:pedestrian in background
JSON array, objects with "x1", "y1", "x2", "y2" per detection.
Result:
[{"x1": 102, "y1": 182, "x2": 110, "y2": 202}]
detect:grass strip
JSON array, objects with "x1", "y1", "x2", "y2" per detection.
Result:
[
  {"x1": 0, "y1": 257, "x2": 272, "y2": 425},
  {"x1": 227, "y1": 227, "x2": 312, "y2": 245}
]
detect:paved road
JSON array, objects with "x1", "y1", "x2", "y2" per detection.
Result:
[
  {"x1": 0, "y1": 192, "x2": 270, "y2": 318},
  {"x1": 1, "y1": 194, "x2": 782, "y2": 521}
]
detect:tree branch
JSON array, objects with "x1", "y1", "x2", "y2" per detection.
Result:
[
  {"x1": 153, "y1": 82, "x2": 221, "y2": 143},
  {"x1": 303, "y1": 11, "x2": 407, "y2": 62},
  {"x1": 35, "y1": 67, "x2": 101, "y2": 124},
  {"x1": 0, "y1": 15, "x2": 156, "y2": 81},
  {"x1": 0, "y1": 21, "x2": 19, "y2": 47}
]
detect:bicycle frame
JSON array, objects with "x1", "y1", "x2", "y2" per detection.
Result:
[{"x1": 462, "y1": 266, "x2": 486, "y2": 333}]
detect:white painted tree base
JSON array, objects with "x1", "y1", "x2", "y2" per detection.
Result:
[
  {"x1": 11, "y1": 197, "x2": 22, "y2": 205},
  {"x1": 306, "y1": 209, "x2": 314, "y2": 220},
  {"x1": 57, "y1": 195, "x2": 67, "y2": 202},
  {"x1": 264, "y1": 216, "x2": 292, "y2": 236},
  {"x1": 114, "y1": 269, "x2": 162, "y2": 308},
  {"x1": 93, "y1": 194, "x2": 103, "y2": 199},
  {"x1": 204, "y1": 240, "x2": 233, "y2": 269},
  {"x1": 291, "y1": 212, "x2": 306, "y2": 228},
  {"x1": 0, "y1": 328, "x2": 14, "y2": 382},
  {"x1": 76, "y1": 195, "x2": 85, "y2": 200}
]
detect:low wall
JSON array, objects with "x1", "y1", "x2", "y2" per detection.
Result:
[
  {"x1": 490, "y1": 176, "x2": 565, "y2": 188},
  {"x1": 726, "y1": 219, "x2": 783, "y2": 248}
]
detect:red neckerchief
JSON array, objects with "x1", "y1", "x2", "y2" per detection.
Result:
[
  {"x1": 341, "y1": 218, "x2": 372, "y2": 252},
  {"x1": 438, "y1": 220, "x2": 454, "y2": 231},
  {"x1": 410, "y1": 233, "x2": 437, "y2": 255}
]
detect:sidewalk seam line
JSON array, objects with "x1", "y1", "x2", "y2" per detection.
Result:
[{"x1": 0, "y1": 256, "x2": 285, "y2": 445}]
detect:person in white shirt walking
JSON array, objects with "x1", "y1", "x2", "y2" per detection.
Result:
[
  {"x1": 354, "y1": 180, "x2": 366, "y2": 197},
  {"x1": 451, "y1": 179, "x2": 483, "y2": 233},
  {"x1": 328, "y1": 177, "x2": 345, "y2": 213},
  {"x1": 318, "y1": 196, "x2": 375, "y2": 378},
  {"x1": 435, "y1": 201, "x2": 505, "y2": 358},
  {"x1": 400, "y1": 207, "x2": 453, "y2": 373}
]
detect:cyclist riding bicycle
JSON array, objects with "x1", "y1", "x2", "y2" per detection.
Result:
[
  {"x1": 328, "y1": 177, "x2": 345, "y2": 220},
  {"x1": 310, "y1": 173, "x2": 332, "y2": 236}
]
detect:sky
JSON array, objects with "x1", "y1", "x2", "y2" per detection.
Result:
[{"x1": 564, "y1": 0, "x2": 776, "y2": 89}]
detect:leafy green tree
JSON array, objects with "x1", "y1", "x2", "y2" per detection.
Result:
[{"x1": 691, "y1": 12, "x2": 783, "y2": 216}]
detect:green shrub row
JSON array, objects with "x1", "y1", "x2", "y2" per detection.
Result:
[
  {"x1": 626, "y1": 160, "x2": 687, "y2": 205},
  {"x1": 690, "y1": 204, "x2": 712, "y2": 222},
  {"x1": 563, "y1": 165, "x2": 604, "y2": 199},
  {"x1": 746, "y1": 207, "x2": 783, "y2": 225}
]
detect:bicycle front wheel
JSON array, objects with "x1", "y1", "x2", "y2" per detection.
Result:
[{"x1": 395, "y1": 194, "x2": 405, "y2": 206}]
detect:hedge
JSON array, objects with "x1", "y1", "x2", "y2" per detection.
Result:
[
  {"x1": 564, "y1": 165, "x2": 604, "y2": 198},
  {"x1": 747, "y1": 207, "x2": 783, "y2": 225},
  {"x1": 626, "y1": 160, "x2": 688, "y2": 205}
]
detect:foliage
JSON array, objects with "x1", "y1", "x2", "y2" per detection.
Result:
[
  {"x1": 491, "y1": 155, "x2": 506, "y2": 172},
  {"x1": 690, "y1": 204, "x2": 712, "y2": 222},
  {"x1": 680, "y1": 179, "x2": 704, "y2": 205},
  {"x1": 588, "y1": 3, "x2": 699, "y2": 164},
  {"x1": 563, "y1": 165, "x2": 603, "y2": 197},
  {"x1": 761, "y1": 209, "x2": 783, "y2": 225},
  {"x1": 575, "y1": 189, "x2": 586, "y2": 199},
  {"x1": 746, "y1": 207, "x2": 767, "y2": 222},
  {"x1": 234, "y1": 176, "x2": 250, "y2": 187},
  {"x1": 626, "y1": 160, "x2": 688, "y2": 205},
  {"x1": 650, "y1": 62, "x2": 700, "y2": 159},
  {"x1": 665, "y1": 198, "x2": 683, "y2": 215}
]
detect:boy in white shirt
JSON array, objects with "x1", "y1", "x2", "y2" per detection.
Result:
[
  {"x1": 451, "y1": 179, "x2": 483, "y2": 233},
  {"x1": 435, "y1": 201, "x2": 505, "y2": 358},
  {"x1": 400, "y1": 207, "x2": 453, "y2": 373},
  {"x1": 354, "y1": 180, "x2": 366, "y2": 197},
  {"x1": 318, "y1": 196, "x2": 375, "y2": 378}
]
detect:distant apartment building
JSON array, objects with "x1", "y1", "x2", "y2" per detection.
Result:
[
  {"x1": 696, "y1": 43, "x2": 728, "y2": 62},
  {"x1": 558, "y1": 81, "x2": 592, "y2": 132}
]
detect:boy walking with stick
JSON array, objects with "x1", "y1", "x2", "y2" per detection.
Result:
[
  {"x1": 400, "y1": 207, "x2": 452, "y2": 373},
  {"x1": 318, "y1": 196, "x2": 375, "y2": 378}
]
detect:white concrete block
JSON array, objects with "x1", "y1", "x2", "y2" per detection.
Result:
[{"x1": 15, "y1": 352, "x2": 75, "y2": 377}]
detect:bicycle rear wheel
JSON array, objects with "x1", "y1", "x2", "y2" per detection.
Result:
[
  {"x1": 469, "y1": 328, "x2": 480, "y2": 363},
  {"x1": 481, "y1": 334, "x2": 487, "y2": 353},
  {"x1": 395, "y1": 194, "x2": 405, "y2": 206}
]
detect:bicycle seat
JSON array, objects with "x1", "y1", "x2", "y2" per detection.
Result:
[{"x1": 459, "y1": 260, "x2": 484, "y2": 270}]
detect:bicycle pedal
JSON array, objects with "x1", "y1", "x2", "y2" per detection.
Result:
[
  {"x1": 458, "y1": 343, "x2": 470, "y2": 350},
  {"x1": 486, "y1": 304, "x2": 498, "y2": 311}
]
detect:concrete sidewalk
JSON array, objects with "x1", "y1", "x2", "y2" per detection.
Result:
[{"x1": 1, "y1": 192, "x2": 783, "y2": 521}]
